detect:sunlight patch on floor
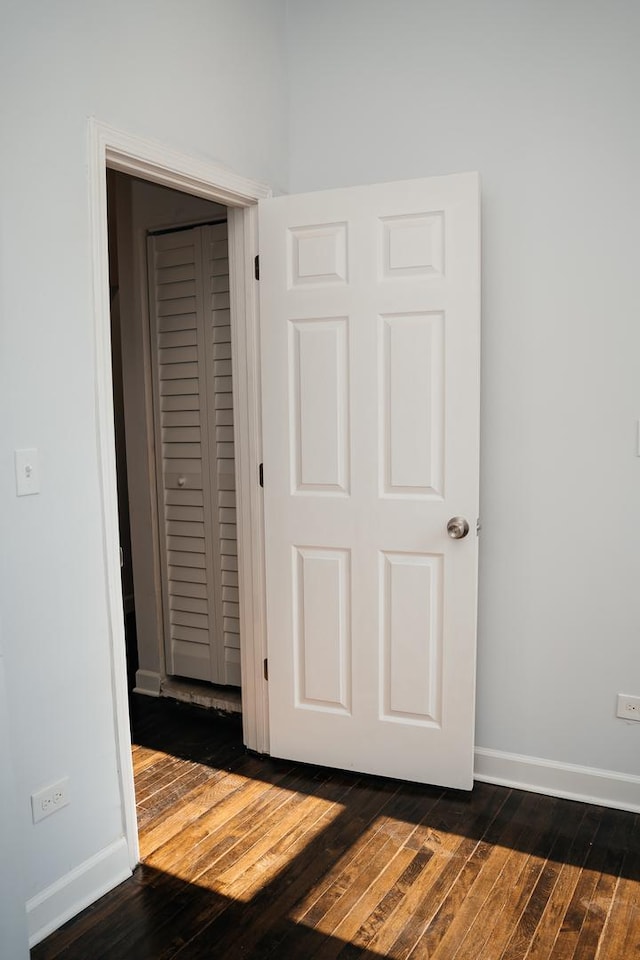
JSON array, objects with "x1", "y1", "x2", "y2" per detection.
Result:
[{"x1": 145, "y1": 783, "x2": 346, "y2": 903}]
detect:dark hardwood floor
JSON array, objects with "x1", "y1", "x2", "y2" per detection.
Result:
[{"x1": 32, "y1": 695, "x2": 640, "y2": 959}]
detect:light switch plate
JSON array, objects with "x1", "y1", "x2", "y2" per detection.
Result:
[{"x1": 15, "y1": 448, "x2": 39, "y2": 496}]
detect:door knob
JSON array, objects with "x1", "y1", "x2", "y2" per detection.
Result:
[
  {"x1": 177, "y1": 476, "x2": 186, "y2": 487},
  {"x1": 447, "y1": 516, "x2": 469, "y2": 539}
]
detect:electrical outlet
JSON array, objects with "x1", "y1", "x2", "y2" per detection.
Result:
[
  {"x1": 31, "y1": 778, "x2": 70, "y2": 823},
  {"x1": 616, "y1": 694, "x2": 640, "y2": 722}
]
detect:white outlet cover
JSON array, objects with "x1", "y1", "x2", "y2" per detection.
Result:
[
  {"x1": 31, "y1": 777, "x2": 70, "y2": 823},
  {"x1": 616, "y1": 693, "x2": 640, "y2": 722}
]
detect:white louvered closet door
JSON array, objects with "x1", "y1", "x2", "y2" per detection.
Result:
[{"x1": 148, "y1": 222, "x2": 240, "y2": 686}]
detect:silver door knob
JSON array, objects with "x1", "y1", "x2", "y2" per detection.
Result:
[{"x1": 447, "y1": 516, "x2": 470, "y2": 539}]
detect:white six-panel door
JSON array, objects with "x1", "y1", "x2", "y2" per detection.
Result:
[{"x1": 259, "y1": 174, "x2": 480, "y2": 788}]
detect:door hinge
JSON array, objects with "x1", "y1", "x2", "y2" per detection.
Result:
[
  {"x1": 254, "y1": 254, "x2": 260, "y2": 280},
  {"x1": 259, "y1": 462, "x2": 264, "y2": 488},
  {"x1": 476, "y1": 517, "x2": 481, "y2": 536},
  {"x1": 263, "y1": 658, "x2": 269, "y2": 681},
  {"x1": 119, "y1": 546, "x2": 124, "y2": 568}
]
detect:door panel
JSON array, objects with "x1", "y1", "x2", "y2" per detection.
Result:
[
  {"x1": 290, "y1": 316, "x2": 350, "y2": 493},
  {"x1": 260, "y1": 174, "x2": 480, "y2": 788}
]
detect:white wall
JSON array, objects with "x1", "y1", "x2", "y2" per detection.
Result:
[
  {"x1": 0, "y1": 0, "x2": 287, "y2": 945},
  {"x1": 0, "y1": 625, "x2": 29, "y2": 960},
  {"x1": 287, "y1": 1, "x2": 640, "y2": 780}
]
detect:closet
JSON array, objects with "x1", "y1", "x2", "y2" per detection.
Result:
[{"x1": 147, "y1": 222, "x2": 240, "y2": 686}]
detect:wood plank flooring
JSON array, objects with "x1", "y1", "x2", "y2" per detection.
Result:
[{"x1": 32, "y1": 695, "x2": 640, "y2": 959}]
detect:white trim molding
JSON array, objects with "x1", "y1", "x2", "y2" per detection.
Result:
[
  {"x1": 475, "y1": 747, "x2": 640, "y2": 814},
  {"x1": 88, "y1": 118, "x2": 272, "y2": 876},
  {"x1": 27, "y1": 838, "x2": 131, "y2": 947},
  {"x1": 95, "y1": 120, "x2": 271, "y2": 206},
  {"x1": 133, "y1": 669, "x2": 162, "y2": 697},
  {"x1": 89, "y1": 120, "x2": 140, "y2": 872},
  {"x1": 228, "y1": 205, "x2": 270, "y2": 754}
]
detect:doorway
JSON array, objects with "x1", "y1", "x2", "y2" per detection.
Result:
[
  {"x1": 90, "y1": 120, "x2": 271, "y2": 867},
  {"x1": 107, "y1": 172, "x2": 243, "y2": 711}
]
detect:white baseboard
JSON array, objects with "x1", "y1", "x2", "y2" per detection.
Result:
[
  {"x1": 133, "y1": 668, "x2": 162, "y2": 697},
  {"x1": 474, "y1": 747, "x2": 640, "y2": 814},
  {"x1": 27, "y1": 837, "x2": 132, "y2": 947}
]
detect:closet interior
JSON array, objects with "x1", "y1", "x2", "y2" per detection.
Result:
[{"x1": 108, "y1": 173, "x2": 241, "y2": 708}]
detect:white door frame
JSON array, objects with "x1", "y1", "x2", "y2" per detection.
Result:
[{"x1": 88, "y1": 119, "x2": 270, "y2": 868}]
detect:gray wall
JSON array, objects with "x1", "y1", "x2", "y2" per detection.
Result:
[
  {"x1": 0, "y1": 0, "x2": 287, "y2": 944},
  {"x1": 287, "y1": 0, "x2": 640, "y2": 775}
]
